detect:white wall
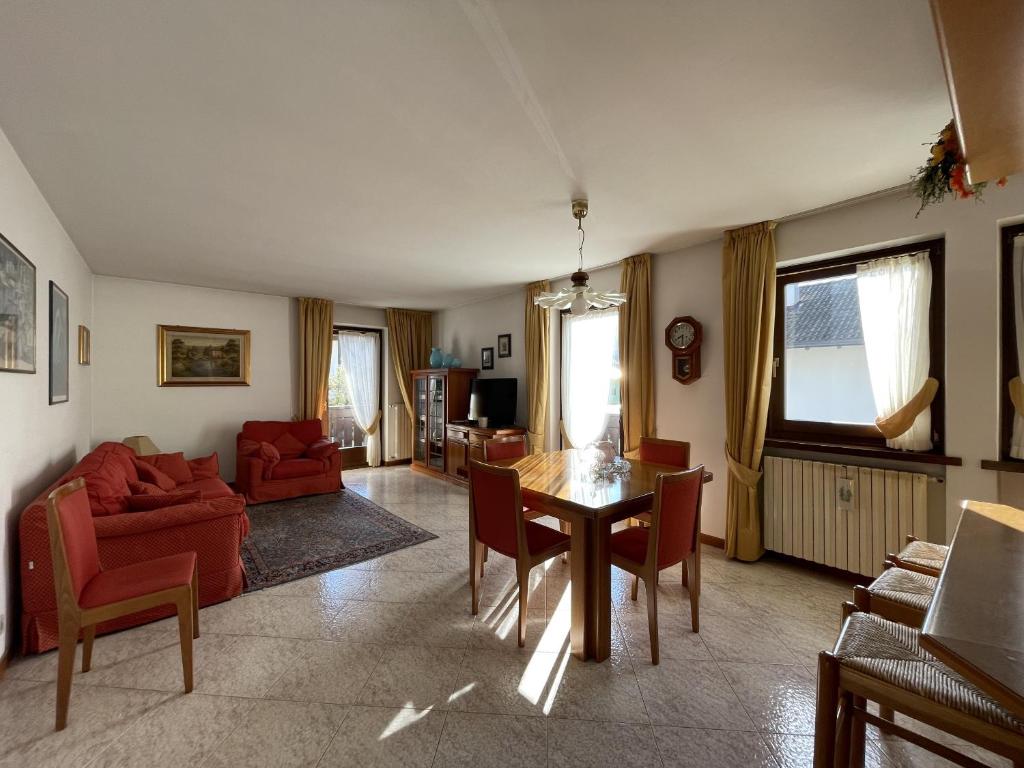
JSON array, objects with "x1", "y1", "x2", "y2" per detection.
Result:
[
  {"x1": 0, "y1": 128, "x2": 93, "y2": 656},
  {"x1": 435, "y1": 290, "x2": 527, "y2": 424},
  {"x1": 91, "y1": 278, "x2": 296, "y2": 481}
]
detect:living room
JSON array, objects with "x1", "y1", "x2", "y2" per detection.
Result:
[{"x1": 3, "y1": 1, "x2": 1024, "y2": 766}]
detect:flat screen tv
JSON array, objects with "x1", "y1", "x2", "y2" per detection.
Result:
[{"x1": 468, "y1": 377, "x2": 517, "y2": 427}]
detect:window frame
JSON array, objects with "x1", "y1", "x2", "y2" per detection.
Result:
[
  {"x1": 329, "y1": 324, "x2": 384, "y2": 469},
  {"x1": 998, "y1": 223, "x2": 1024, "y2": 463},
  {"x1": 767, "y1": 238, "x2": 946, "y2": 452}
]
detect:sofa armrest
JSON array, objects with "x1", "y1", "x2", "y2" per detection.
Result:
[
  {"x1": 305, "y1": 438, "x2": 338, "y2": 459},
  {"x1": 93, "y1": 495, "x2": 247, "y2": 538}
]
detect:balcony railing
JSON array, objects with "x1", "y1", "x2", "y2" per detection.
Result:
[{"x1": 328, "y1": 404, "x2": 367, "y2": 448}]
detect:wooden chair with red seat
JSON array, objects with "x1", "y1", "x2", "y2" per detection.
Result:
[
  {"x1": 46, "y1": 478, "x2": 199, "y2": 730},
  {"x1": 610, "y1": 464, "x2": 704, "y2": 664},
  {"x1": 629, "y1": 436, "x2": 691, "y2": 528},
  {"x1": 468, "y1": 460, "x2": 570, "y2": 646}
]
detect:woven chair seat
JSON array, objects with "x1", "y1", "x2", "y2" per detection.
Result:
[
  {"x1": 867, "y1": 567, "x2": 937, "y2": 613},
  {"x1": 897, "y1": 540, "x2": 948, "y2": 572},
  {"x1": 834, "y1": 612, "x2": 1024, "y2": 736}
]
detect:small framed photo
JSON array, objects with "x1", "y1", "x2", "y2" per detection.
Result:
[
  {"x1": 49, "y1": 281, "x2": 69, "y2": 404},
  {"x1": 497, "y1": 333, "x2": 511, "y2": 358},
  {"x1": 78, "y1": 325, "x2": 91, "y2": 365},
  {"x1": 481, "y1": 346, "x2": 494, "y2": 370}
]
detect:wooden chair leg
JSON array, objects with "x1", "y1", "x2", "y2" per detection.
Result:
[
  {"x1": 836, "y1": 692, "x2": 853, "y2": 768},
  {"x1": 470, "y1": 539, "x2": 481, "y2": 616},
  {"x1": 646, "y1": 577, "x2": 659, "y2": 665},
  {"x1": 176, "y1": 589, "x2": 194, "y2": 694},
  {"x1": 877, "y1": 705, "x2": 894, "y2": 722},
  {"x1": 630, "y1": 574, "x2": 639, "y2": 601},
  {"x1": 81, "y1": 624, "x2": 96, "y2": 673},
  {"x1": 192, "y1": 568, "x2": 200, "y2": 639},
  {"x1": 681, "y1": 560, "x2": 689, "y2": 589},
  {"x1": 687, "y1": 556, "x2": 700, "y2": 633},
  {"x1": 55, "y1": 617, "x2": 79, "y2": 731},
  {"x1": 559, "y1": 520, "x2": 569, "y2": 563},
  {"x1": 850, "y1": 695, "x2": 866, "y2": 768},
  {"x1": 813, "y1": 652, "x2": 839, "y2": 768},
  {"x1": 517, "y1": 567, "x2": 530, "y2": 648}
]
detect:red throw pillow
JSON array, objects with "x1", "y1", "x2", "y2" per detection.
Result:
[
  {"x1": 133, "y1": 459, "x2": 177, "y2": 491},
  {"x1": 128, "y1": 480, "x2": 166, "y2": 496},
  {"x1": 188, "y1": 452, "x2": 220, "y2": 480},
  {"x1": 136, "y1": 452, "x2": 194, "y2": 485},
  {"x1": 273, "y1": 431, "x2": 307, "y2": 459},
  {"x1": 259, "y1": 441, "x2": 281, "y2": 479},
  {"x1": 305, "y1": 439, "x2": 337, "y2": 459},
  {"x1": 238, "y1": 438, "x2": 261, "y2": 456},
  {"x1": 125, "y1": 490, "x2": 201, "y2": 512}
]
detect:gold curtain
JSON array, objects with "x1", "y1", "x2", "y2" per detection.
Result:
[
  {"x1": 386, "y1": 308, "x2": 433, "y2": 447},
  {"x1": 524, "y1": 281, "x2": 551, "y2": 453},
  {"x1": 722, "y1": 221, "x2": 777, "y2": 561},
  {"x1": 297, "y1": 297, "x2": 335, "y2": 431},
  {"x1": 619, "y1": 253, "x2": 655, "y2": 456}
]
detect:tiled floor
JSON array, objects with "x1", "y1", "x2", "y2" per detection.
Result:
[{"x1": 0, "y1": 466, "x2": 1009, "y2": 767}]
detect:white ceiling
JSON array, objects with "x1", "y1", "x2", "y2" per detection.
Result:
[{"x1": 0, "y1": 0, "x2": 950, "y2": 309}]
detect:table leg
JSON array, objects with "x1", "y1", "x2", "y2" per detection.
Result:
[{"x1": 570, "y1": 515, "x2": 612, "y2": 661}]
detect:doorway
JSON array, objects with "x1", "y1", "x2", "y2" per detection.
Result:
[{"x1": 328, "y1": 326, "x2": 383, "y2": 468}]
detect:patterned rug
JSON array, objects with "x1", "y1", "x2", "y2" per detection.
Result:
[{"x1": 241, "y1": 489, "x2": 437, "y2": 591}]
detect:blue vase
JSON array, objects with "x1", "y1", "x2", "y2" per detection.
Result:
[
  {"x1": 442, "y1": 352, "x2": 454, "y2": 367},
  {"x1": 429, "y1": 347, "x2": 443, "y2": 367},
  {"x1": 451, "y1": 357, "x2": 462, "y2": 368}
]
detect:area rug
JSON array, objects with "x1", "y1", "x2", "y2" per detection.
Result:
[{"x1": 241, "y1": 489, "x2": 437, "y2": 591}]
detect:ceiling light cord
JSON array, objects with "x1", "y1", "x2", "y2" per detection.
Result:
[{"x1": 578, "y1": 218, "x2": 585, "y2": 271}]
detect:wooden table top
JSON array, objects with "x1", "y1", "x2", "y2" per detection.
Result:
[
  {"x1": 492, "y1": 449, "x2": 713, "y2": 520},
  {"x1": 920, "y1": 501, "x2": 1024, "y2": 720}
]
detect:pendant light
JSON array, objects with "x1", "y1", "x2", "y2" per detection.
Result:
[{"x1": 533, "y1": 199, "x2": 626, "y2": 316}]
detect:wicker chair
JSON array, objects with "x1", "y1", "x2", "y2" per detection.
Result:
[
  {"x1": 888, "y1": 534, "x2": 948, "y2": 577},
  {"x1": 814, "y1": 606, "x2": 1024, "y2": 767},
  {"x1": 852, "y1": 564, "x2": 937, "y2": 629}
]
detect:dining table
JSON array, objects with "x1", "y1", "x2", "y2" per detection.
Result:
[
  {"x1": 920, "y1": 501, "x2": 1024, "y2": 720},
  {"x1": 493, "y1": 448, "x2": 713, "y2": 662}
]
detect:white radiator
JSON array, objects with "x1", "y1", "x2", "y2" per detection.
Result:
[
  {"x1": 385, "y1": 403, "x2": 413, "y2": 461},
  {"x1": 763, "y1": 456, "x2": 929, "y2": 577}
]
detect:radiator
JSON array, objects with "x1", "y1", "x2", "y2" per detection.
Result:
[
  {"x1": 763, "y1": 456, "x2": 929, "y2": 577},
  {"x1": 385, "y1": 403, "x2": 413, "y2": 461}
]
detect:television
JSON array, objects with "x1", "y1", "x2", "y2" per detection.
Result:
[{"x1": 468, "y1": 377, "x2": 518, "y2": 427}]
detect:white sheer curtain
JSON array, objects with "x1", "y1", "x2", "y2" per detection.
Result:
[
  {"x1": 856, "y1": 252, "x2": 932, "y2": 451},
  {"x1": 1011, "y1": 237, "x2": 1024, "y2": 458},
  {"x1": 338, "y1": 331, "x2": 382, "y2": 467},
  {"x1": 562, "y1": 309, "x2": 618, "y2": 450}
]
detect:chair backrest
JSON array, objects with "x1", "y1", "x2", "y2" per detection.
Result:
[
  {"x1": 639, "y1": 437, "x2": 690, "y2": 468},
  {"x1": 46, "y1": 478, "x2": 101, "y2": 606},
  {"x1": 649, "y1": 465, "x2": 704, "y2": 569},
  {"x1": 483, "y1": 436, "x2": 527, "y2": 462},
  {"x1": 469, "y1": 460, "x2": 526, "y2": 557}
]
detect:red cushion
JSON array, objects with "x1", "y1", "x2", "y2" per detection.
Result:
[
  {"x1": 187, "y1": 452, "x2": 220, "y2": 480},
  {"x1": 610, "y1": 526, "x2": 651, "y2": 567},
  {"x1": 79, "y1": 551, "x2": 197, "y2": 609},
  {"x1": 136, "y1": 452, "x2": 193, "y2": 485},
  {"x1": 524, "y1": 521, "x2": 570, "y2": 556},
  {"x1": 483, "y1": 438, "x2": 527, "y2": 461},
  {"x1": 270, "y1": 458, "x2": 326, "y2": 480},
  {"x1": 56, "y1": 486, "x2": 101, "y2": 600},
  {"x1": 639, "y1": 439, "x2": 689, "y2": 469},
  {"x1": 67, "y1": 448, "x2": 134, "y2": 516},
  {"x1": 305, "y1": 438, "x2": 337, "y2": 459},
  {"x1": 273, "y1": 431, "x2": 308, "y2": 459},
  {"x1": 126, "y1": 490, "x2": 202, "y2": 512},
  {"x1": 259, "y1": 442, "x2": 281, "y2": 479},
  {"x1": 238, "y1": 438, "x2": 261, "y2": 456},
  {"x1": 178, "y1": 477, "x2": 235, "y2": 499},
  {"x1": 134, "y1": 460, "x2": 177, "y2": 491},
  {"x1": 128, "y1": 481, "x2": 165, "y2": 496}
]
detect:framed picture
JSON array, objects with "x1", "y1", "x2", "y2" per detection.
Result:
[
  {"x1": 481, "y1": 346, "x2": 494, "y2": 370},
  {"x1": 157, "y1": 325, "x2": 251, "y2": 386},
  {"x1": 78, "y1": 325, "x2": 91, "y2": 365},
  {"x1": 49, "y1": 281, "x2": 69, "y2": 404},
  {"x1": 497, "y1": 333, "x2": 511, "y2": 358},
  {"x1": 0, "y1": 232, "x2": 36, "y2": 373}
]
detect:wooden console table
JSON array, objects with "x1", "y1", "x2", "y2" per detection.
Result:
[{"x1": 445, "y1": 422, "x2": 528, "y2": 485}]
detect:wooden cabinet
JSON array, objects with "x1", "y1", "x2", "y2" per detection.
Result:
[
  {"x1": 410, "y1": 368, "x2": 477, "y2": 479},
  {"x1": 445, "y1": 423, "x2": 528, "y2": 485}
]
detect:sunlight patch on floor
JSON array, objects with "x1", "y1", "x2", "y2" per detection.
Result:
[{"x1": 379, "y1": 704, "x2": 434, "y2": 740}]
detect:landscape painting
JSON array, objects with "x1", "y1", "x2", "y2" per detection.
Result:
[
  {"x1": 157, "y1": 325, "x2": 250, "y2": 386},
  {"x1": 0, "y1": 233, "x2": 36, "y2": 373}
]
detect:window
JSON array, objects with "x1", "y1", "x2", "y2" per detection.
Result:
[
  {"x1": 560, "y1": 307, "x2": 621, "y2": 452},
  {"x1": 998, "y1": 223, "x2": 1024, "y2": 462},
  {"x1": 327, "y1": 326, "x2": 383, "y2": 467},
  {"x1": 769, "y1": 239, "x2": 945, "y2": 451}
]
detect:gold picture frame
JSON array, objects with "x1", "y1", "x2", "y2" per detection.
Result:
[
  {"x1": 78, "y1": 325, "x2": 91, "y2": 365},
  {"x1": 157, "y1": 325, "x2": 251, "y2": 387}
]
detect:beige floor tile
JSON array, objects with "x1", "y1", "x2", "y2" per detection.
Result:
[
  {"x1": 433, "y1": 711, "x2": 547, "y2": 768},
  {"x1": 653, "y1": 726, "x2": 777, "y2": 768},
  {"x1": 719, "y1": 662, "x2": 817, "y2": 735},
  {"x1": 318, "y1": 705, "x2": 446, "y2": 768},
  {"x1": 356, "y1": 645, "x2": 465, "y2": 710},
  {"x1": 698, "y1": 611, "x2": 798, "y2": 664},
  {"x1": 197, "y1": 635, "x2": 312, "y2": 697},
  {"x1": 80, "y1": 631, "x2": 234, "y2": 693},
  {"x1": 259, "y1": 567, "x2": 370, "y2": 600},
  {"x1": 545, "y1": 653, "x2": 648, "y2": 723},
  {"x1": 265, "y1": 640, "x2": 385, "y2": 704},
  {"x1": 547, "y1": 719, "x2": 661, "y2": 767},
  {"x1": 761, "y1": 732, "x2": 886, "y2": 767},
  {"x1": 616, "y1": 605, "x2": 712, "y2": 662},
  {"x1": 634, "y1": 658, "x2": 755, "y2": 729},
  {"x1": 6, "y1": 626, "x2": 171, "y2": 684},
  {"x1": 200, "y1": 698, "x2": 347, "y2": 768},
  {"x1": 451, "y1": 648, "x2": 556, "y2": 716}
]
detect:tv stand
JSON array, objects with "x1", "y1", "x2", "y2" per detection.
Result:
[{"x1": 445, "y1": 422, "x2": 528, "y2": 485}]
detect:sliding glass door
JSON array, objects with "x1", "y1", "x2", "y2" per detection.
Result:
[
  {"x1": 327, "y1": 327, "x2": 383, "y2": 468},
  {"x1": 560, "y1": 308, "x2": 622, "y2": 453}
]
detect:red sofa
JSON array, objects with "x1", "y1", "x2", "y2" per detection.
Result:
[
  {"x1": 19, "y1": 442, "x2": 249, "y2": 654},
  {"x1": 235, "y1": 420, "x2": 342, "y2": 504}
]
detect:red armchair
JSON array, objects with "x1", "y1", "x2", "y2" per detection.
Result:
[{"x1": 235, "y1": 420, "x2": 342, "y2": 504}]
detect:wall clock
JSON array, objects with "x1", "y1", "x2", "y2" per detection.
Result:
[{"x1": 665, "y1": 316, "x2": 702, "y2": 384}]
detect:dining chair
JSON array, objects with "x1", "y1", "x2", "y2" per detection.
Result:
[
  {"x1": 851, "y1": 562, "x2": 936, "y2": 629},
  {"x1": 609, "y1": 464, "x2": 704, "y2": 664},
  {"x1": 630, "y1": 437, "x2": 691, "y2": 528},
  {"x1": 46, "y1": 478, "x2": 199, "y2": 731},
  {"x1": 468, "y1": 460, "x2": 570, "y2": 646},
  {"x1": 815, "y1": 604, "x2": 1024, "y2": 767},
  {"x1": 482, "y1": 437, "x2": 570, "y2": 564},
  {"x1": 888, "y1": 534, "x2": 948, "y2": 577}
]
